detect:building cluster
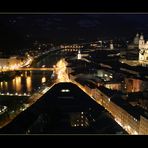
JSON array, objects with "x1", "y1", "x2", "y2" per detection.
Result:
[
  {"x1": 60, "y1": 44, "x2": 84, "y2": 52},
  {"x1": 66, "y1": 58, "x2": 148, "y2": 135},
  {"x1": 0, "y1": 56, "x2": 22, "y2": 71},
  {"x1": 70, "y1": 112, "x2": 89, "y2": 127},
  {"x1": 138, "y1": 34, "x2": 148, "y2": 61},
  {"x1": 128, "y1": 33, "x2": 148, "y2": 62},
  {"x1": 72, "y1": 76, "x2": 148, "y2": 135}
]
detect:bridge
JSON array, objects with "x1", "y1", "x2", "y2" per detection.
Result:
[{"x1": 15, "y1": 67, "x2": 54, "y2": 71}]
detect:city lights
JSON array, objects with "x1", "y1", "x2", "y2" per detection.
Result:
[{"x1": 0, "y1": 14, "x2": 148, "y2": 135}]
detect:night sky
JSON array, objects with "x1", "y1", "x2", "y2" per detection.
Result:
[{"x1": 0, "y1": 13, "x2": 148, "y2": 49}]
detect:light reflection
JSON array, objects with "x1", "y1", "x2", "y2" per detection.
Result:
[
  {"x1": 25, "y1": 71, "x2": 28, "y2": 77},
  {"x1": 15, "y1": 76, "x2": 22, "y2": 92},
  {"x1": 12, "y1": 78, "x2": 16, "y2": 91},
  {"x1": 41, "y1": 76, "x2": 46, "y2": 83},
  {"x1": 0, "y1": 82, "x2": 3, "y2": 90},
  {"x1": 0, "y1": 81, "x2": 8, "y2": 92},
  {"x1": 4, "y1": 81, "x2": 8, "y2": 92},
  {"x1": 26, "y1": 76, "x2": 32, "y2": 92}
]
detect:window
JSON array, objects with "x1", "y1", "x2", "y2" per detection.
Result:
[{"x1": 61, "y1": 89, "x2": 70, "y2": 92}]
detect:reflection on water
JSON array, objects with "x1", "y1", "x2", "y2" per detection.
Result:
[
  {"x1": 0, "y1": 71, "x2": 52, "y2": 94},
  {"x1": 0, "y1": 81, "x2": 8, "y2": 92},
  {"x1": 41, "y1": 76, "x2": 46, "y2": 83},
  {"x1": 4, "y1": 81, "x2": 8, "y2": 91},
  {"x1": 26, "y1": 76, "x2": 32, "y2": 92},
  {"x1": 12, "y1": 78, "x2": 15, "y2": 91},
  {"x1": 25, "y1": 71, "x2": 27, "y2": 77},
  {"x1": 15, "y1": 76, "x2": 22, "y2": 93},
  {"x1": 0, "y1": 82, "x2": 2, "y2": 89},
  {"x1": 0, "y1": 52, "x2": 61, "y2": 94}
]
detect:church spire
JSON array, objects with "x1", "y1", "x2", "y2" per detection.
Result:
[
  {"x1": 140, "y1": 33, "x2": 144, "y2": 40},
  {"x1": 77, "y1": 49, "x2": 81, "y2": 60}
]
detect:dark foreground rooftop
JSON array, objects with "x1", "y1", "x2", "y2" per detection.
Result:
[{"x1": 0, "y1": 82, "x2": 127, "y2": 135}]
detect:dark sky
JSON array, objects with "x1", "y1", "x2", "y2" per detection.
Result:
[{"x1": 0, "y1": 13, "x2": 148, "y2": 49}]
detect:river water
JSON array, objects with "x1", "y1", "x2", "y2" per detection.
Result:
[{"x1": 0, "y1": 51, "x2": 62, "y2": 95}]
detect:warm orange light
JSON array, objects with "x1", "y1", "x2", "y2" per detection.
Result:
[
  {"x1": 55, "y1": 59, "x2": 69, "y2": 82},
  {"x1": 41, "y1": 76, "x2": 46, "y2": 83},
  {"x1": 15, "y1": 76, "x2": 22, "y2": 92},
  {"x1": 26, "y1": 76, "x2": 32, "y2": 92}
]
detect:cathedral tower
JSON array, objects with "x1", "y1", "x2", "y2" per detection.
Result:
[
  {"x1": 139, "y1": 34, "x2": 145, "y2": 49},
  {"x1": 77, "y1": 50, "x2": 81, "y2": 60}
]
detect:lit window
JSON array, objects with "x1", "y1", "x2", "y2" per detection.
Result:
[
  {"x1": 104, "y1": 74, "x2": 108, "y2": 77},
  {"x1": 134, "y1": 118, "x2": 137, "y2": 122},
  {"x1": 61, "y1": 89, "x2": 70, "y2": 92}
]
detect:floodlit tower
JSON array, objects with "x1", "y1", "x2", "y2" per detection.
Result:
[
  {"x1": 110, "y1": 41, "x2": 114, "y2": 50},
  {"x1": 139, "y1": 33, "x2": 145, "y2": 61},
  {"x1": 139, "y1": 33, "x2": 145, "y2": 49},
  {"x1": 77, "y1": 50, "x2": 82, "y2": 60}
]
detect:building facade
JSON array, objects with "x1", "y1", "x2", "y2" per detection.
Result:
[
  {"x1": 0, "y1": 56, "x2": 21, "y2": 71},
  {"x1": 139, "y1": 34, "x2": 148, "y2": 61},
  {"x1": 60, "y1": 44, "x2": 83, "y2": 52}
]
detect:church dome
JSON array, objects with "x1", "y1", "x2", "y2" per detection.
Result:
[
  {"x1": 136, "y1": 33, "x2": 139, "y2": 37},
  {"x1": 134, "y1": 33, "x2": 140, "y2": 44}
]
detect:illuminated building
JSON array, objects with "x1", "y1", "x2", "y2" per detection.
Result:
[
  {"x1": 90, "y1": 40, "x2": 102, "y2": 48},
  {"x1": 70, "y1": 112, "x2": 89, "y2": 127},
  {"x1": 110, "y1": 41, "x2": 114, "y2": 50},
  {"x1": 91, "y1": 86, "x2": 148, "y2": 135},
  {"x1": 77, "y1": 50, "x2": 82, "y2": 60},
  {"x1": 104, "y1": 83, "x2": 121, "y2": 91},
  {"x1": 61, "y1": 44, "x2": 83, "y2": 52},
  {"x1": 124, "y1": 78, "x2": 142, "y2": 92},
  {"x1": 139, "y1": 115, "x2": 148, "y2": 135},
  {"x1": 97, "y1": 69, "x2": 113, "y2": 81},
  {"x1": 72, "y1": 76, "x2": 148, "y2": 135},
  {"x1": 139, "y1": 34, "x2": 148, "y2": 61},
  {"x1": 0, "y1": 56, "x2": 21, "y2": 71}
]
